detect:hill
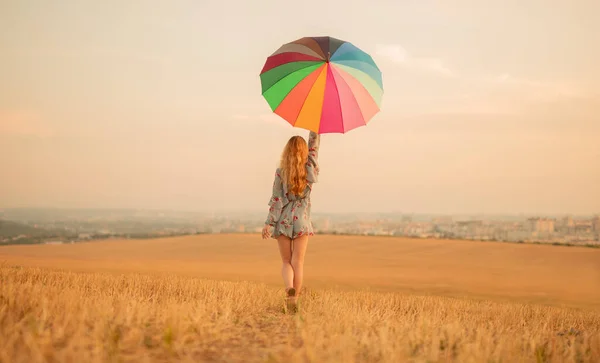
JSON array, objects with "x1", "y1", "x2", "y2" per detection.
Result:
[{"x1": 0, "y1": 219, "x2": 48, "y2": 237}]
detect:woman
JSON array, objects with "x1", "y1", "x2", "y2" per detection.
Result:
[{"x1": 262, "y1": 130, "x2": 320, "y2": 312}]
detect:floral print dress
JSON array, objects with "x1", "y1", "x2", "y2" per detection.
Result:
[{"x1": 265, "y1": 131, "x2": 320, "y2": 240}]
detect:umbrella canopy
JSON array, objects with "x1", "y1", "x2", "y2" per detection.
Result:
[{"x1": 260, "y1": 36, "x2": 383, "y2": 134}]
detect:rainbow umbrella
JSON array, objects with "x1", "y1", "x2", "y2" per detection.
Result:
[{"x1": 260, "y1": 36, "x2": 383, "y2": 134}]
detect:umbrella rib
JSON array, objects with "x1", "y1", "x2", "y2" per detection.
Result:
[
  {"x1": 261, "y1": 63, "x2": 324, "y2": 111},
  {"x1": 331, "y1": 65, "x2": 368, "y2": 132},
  {"x1": 292, "y1": 64, "x2": 327, "y2": 128},
  {"x1": 329, "y1": 42, "x2": 346, "y2": 59},
  {"x1": 271, "y1": 43, "x2": 325, "y2": 60},
  {"x1": 329, "y1": 66, "x2": 344, "y2": 134},
  {"x1": 261, "y1": 62, "x2": 324, "y2": 96},
  {"x1": 333, "y1": 64, "x2": 383, "y2": 107},
  {"x1": 293, "y1": 37, "x2": 327, "y2": 60},
  {"x1": 331, "y1": 44, "x2": 380, "y2": 71},
  {"x1": 330, "y1": 59, "x2": 383, "y2": 88}
]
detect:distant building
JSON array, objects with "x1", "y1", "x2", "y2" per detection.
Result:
[
  {"x1": 563, "y1": 216, "x2": 575, "y2": 228},
  {"x1": 456, "y1": 220, "x2": 483, "y2": 227},
  {"x1": 593, "y1": 216, "x2": 600, "y2": 232},
  {"x1": 573, "y1": 220, "x2": 593, "y2": 233},
  {"x1": 527, "y1": 218, "x2": 555, "y2": 234},
  {"x1": 456, "y1": 220, "x2": 484, "y2": 232},
  {"x1": 45, "y1": 241, "x2": 63, "y2": 245},
  {"x1": 432, "y1": 217, "x2": 453, "y2": 225}
]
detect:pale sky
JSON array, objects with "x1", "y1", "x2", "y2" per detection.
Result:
[{"x1": 1, "y1": 0, "x2": 599, "y2": 215}]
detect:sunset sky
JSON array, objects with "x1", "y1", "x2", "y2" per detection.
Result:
[{"x1": 1, "y1": 0, "x2": 599, "y2": 215}]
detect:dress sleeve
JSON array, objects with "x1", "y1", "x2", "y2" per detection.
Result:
[
  {"x1": 306, "y1": 131, "x2": 320, "y2": 183},
  {"x1": 265, "y1": 169, "x2": 284, "y2": 226}
]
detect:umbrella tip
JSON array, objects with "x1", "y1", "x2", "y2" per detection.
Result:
[{"x1": 327, "y1": 51, "x2": 331, "y2": 62}]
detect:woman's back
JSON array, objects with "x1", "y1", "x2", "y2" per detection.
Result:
[{"x1": 264, "y1": 131, "x2": 320, "y2": 239}]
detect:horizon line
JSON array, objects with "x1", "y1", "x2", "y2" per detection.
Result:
[{"x1": 1, "y1": 207, "x2": 598, "y2": 218}]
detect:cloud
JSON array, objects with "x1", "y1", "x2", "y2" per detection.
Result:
[
  {"x1": 375, "y1": 43, "x2": 588, "y2": 118},
  {"x1": 375, "y1": 44, "x2": 456, "y2": 78},
  {"x1": 375, "y1": 44, "x2": 409, "y2": 63},
  {"x1": 487, "y1": 73, "x2": 585, "y2": 102},
  {"x1": 375, "y1": 44, "x2": 585, "y2": 101},
  {"x1": 0, "y1": 111, "x2": 54, "y2": 138}
]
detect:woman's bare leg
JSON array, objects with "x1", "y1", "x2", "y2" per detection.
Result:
[
  {"x1": 290, "y1": 235, "x2": 309, "y2": 295},
  {"x1": 277, "y1": 235, "x2": 294, "y2": 291}
]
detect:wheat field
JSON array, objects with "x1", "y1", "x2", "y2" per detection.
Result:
[{"x1": 1, "y1": 234, "x2": 600, "y2": 362}]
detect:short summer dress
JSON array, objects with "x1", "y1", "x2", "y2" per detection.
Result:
[{"x1": 265, "y1": 131, "x2": 320, "y2": 240}]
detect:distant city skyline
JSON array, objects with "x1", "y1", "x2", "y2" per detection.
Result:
[
  {"x1": 1, "y1": 207, "x2": 597, "y2": 220},
  {"x1": 1, "y1": 1, "x2": 599, "y2": 214},
  {"x1": 2, "y1": 207, "x2": 598, "y2": 247}
]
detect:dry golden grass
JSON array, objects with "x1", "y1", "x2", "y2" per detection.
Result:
[
  {"x1": 1, "y1": 265, "x2": 599, "y2": 363},
  {"x1": 1, "y1": 234, "x2": 599, "y2": 308},
  {"x1": 1, "y1": 234, "x2": 600, "y2": 362}
]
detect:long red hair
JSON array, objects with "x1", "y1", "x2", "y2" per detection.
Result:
[{"x1": 280, "y1": 135, "x2": 308, "y2": 196}]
